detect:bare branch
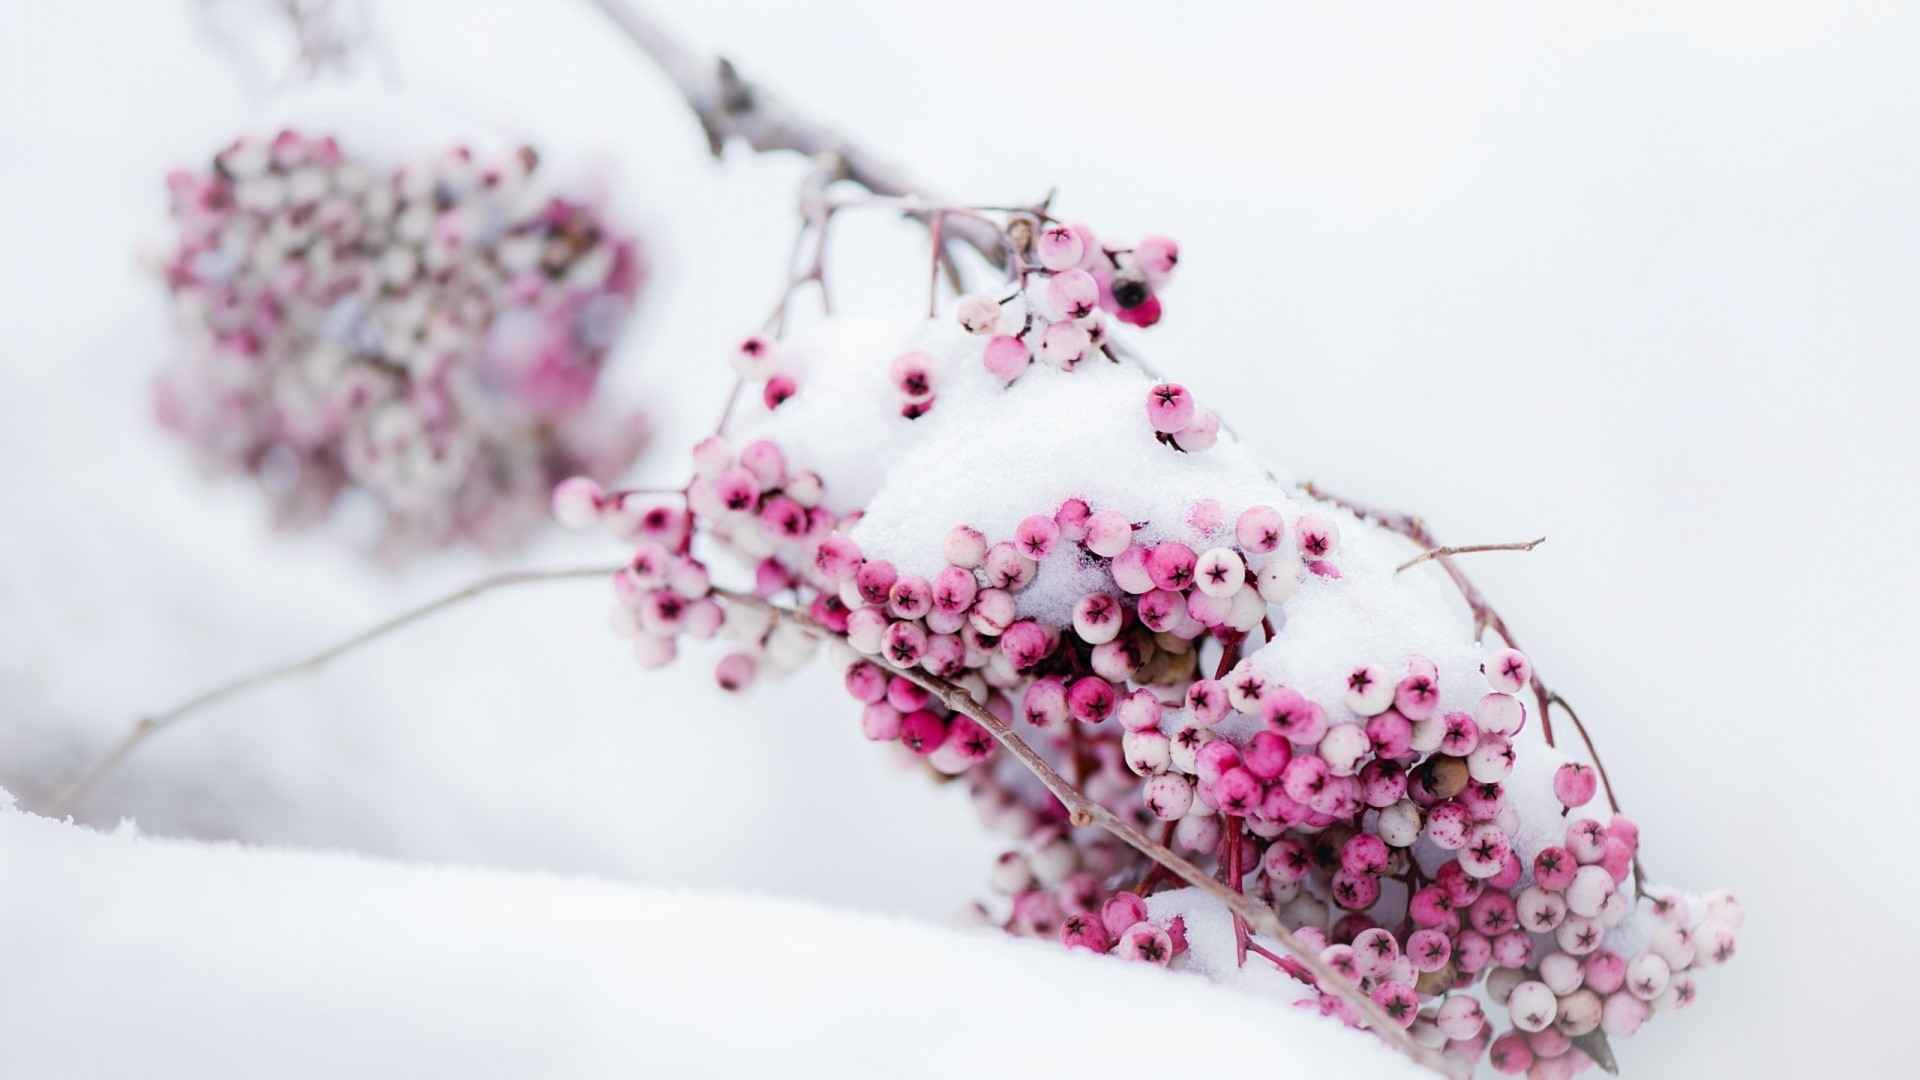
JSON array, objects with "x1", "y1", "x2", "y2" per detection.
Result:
[
  {"x1": 1395, "y1": 536, "x2": 1546, "y2": 574},
  {"x1": 709, "y1": 585, "x2": 1445, "y2": 1074},
  {"x1": 582, "y1": 0, "x2": 1007, "y2": 270},
  {"x1": 50, "y1": 564, "x2": 621, "y2": 814}
]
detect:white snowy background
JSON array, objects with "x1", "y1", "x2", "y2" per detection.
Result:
[{"x1": 2, "y1": 2, "x2": 1914, "y2": 1076}]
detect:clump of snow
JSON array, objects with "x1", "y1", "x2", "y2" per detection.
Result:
[
  {"x1": 737, "y1": 313, "x2": 1486, "y2": 708},
  {"x1": 0, "y1": 801, "x2": 1423, "y2": 1079}
]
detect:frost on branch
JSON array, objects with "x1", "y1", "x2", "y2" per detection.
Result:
[
  {"x1": 156, "y1": 129, "x2": 649, "y2": 557},
  {"x1": 558, "y1": 219, "x2": 1738, "y2": 1076}
]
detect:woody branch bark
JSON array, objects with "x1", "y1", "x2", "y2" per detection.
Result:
[{"x1": 582, "y1": 0, "x2": 1006, "y2": 271}]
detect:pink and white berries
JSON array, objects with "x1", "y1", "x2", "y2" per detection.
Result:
[
  {"x1": 158, "y1": 129, "x2": 647, "y2": 556},
  {"x1": 566, "y1": 200, "x2": 1736, "y2": 1077}
]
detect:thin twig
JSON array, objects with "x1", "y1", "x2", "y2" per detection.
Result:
[
  {"x1": 927, "y1": 210, "x2": 944, "y2": 318},
  {"x1": 49, "y1": 564, "x2": 621, "y2": 814},
  {"x1": 708, "y1": 586, "x2": 1443, "y2": 1073},
  {"x1": 582, "y1": 0, "x2": 1006, "y2": 269},
  {"x1": 1548, "y1": 691, "x2": 1650, "y2": 889},
  {"x1": 1395, "y1": 537, "x2": 1545, "y2": 574}
]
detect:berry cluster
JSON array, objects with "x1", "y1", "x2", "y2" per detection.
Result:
[
  {"x1": 555, "y1": 208, "x2": 1736, "y2": 1075},
  {"x1": 155, "y1": 129, "x2": 648, "y2": 554},
  {"x1": 970, "y1": 222, "x2": 1179, "y2": 384}
]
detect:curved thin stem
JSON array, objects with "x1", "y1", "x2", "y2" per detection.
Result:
[
  {"x1": 1395, "y1": 536, "x2": 1545, "y2": 574},
  {"x1": 49, "y1": 564, "x2": 621, "y2": 815},
  {"x1": 1549, "y1": 691, "x2": 1651, "y2": 889},
  {"x1": 708, "y1": 586, "x2": 1443, "y2": 1073}
]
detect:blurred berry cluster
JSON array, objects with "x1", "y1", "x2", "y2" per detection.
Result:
[{"x1": 156, "y1": 129, "x2": 647, "y2": 555}]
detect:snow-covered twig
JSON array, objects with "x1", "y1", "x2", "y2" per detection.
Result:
[
  {"x1": 50, "y1": 565, "x2": 619, "y2": 814},
  {"x1": 582, "y1": 0, "x2": 1007, "y2": 270}
]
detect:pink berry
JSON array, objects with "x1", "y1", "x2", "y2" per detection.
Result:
[
  {"x1": 854, "y1": 559, "x2": 898, "y2": 608},
  {"x1": 1135, "y1": 588, "x2": 1187, "y2": 633},
  {"x1": 1528, "y1": 849, "x2": 1574, "y2": 891},
  {"x1": 930, "y1": 566, "x2": 979, "y2": 615},
  {"x1": 1192, "y1": 547, "x2": 1245, "y2": 597},
  {"x1": 983, "y1": 334, "x2": 1030, "y2": 382},
  {"x1": 1072, "y1": 592, "x2": 1124, "y2": 645},
  {"x1": 1295, "y1": 513, "x2": 1339, "y2": 559},
  {"x1": 1394, "y1": 672, "x2": 1440, "y2": 721},
  {"x1": 1603, "y1": 990, "x2": 1650, "y2": 1037},
  {"x1": 1110, "y1": 544, "x2": 1155, "y2": 593},
  {"x1": 1134, "y1": 235, "x2": 1179, "y2": 282},
  {"x1": 968, "y1": 588, "x2": 1015, "y2": 635},
  {"x1": 1243, "y1": 730, "x2": 1293, "y2": 780},
  {"x1": 999, "y1": 620, "x2": 1053, "y2": 671},
  {"x1": 955, "y1": 294, "x2": 1000, "y2": 334},
  {"x1": 551, "y1": 476, "x2": 603, "y2": 528},
  {"x1": 1036, "y1": 222, "x2": 1086, "y2": 271},
  {"x1": 859, "y1": 703, "x2": 902, "y2": 741},
  {"x1": 1488, "y1": 1031, "x2": 1534, "y2": 1074},
  {"x1": 1021, "y1": 677, "x2": 1068, "y2": 729},
  {"x1": 984, "y1": 542, "x2": 1038, "y2": 591},
  {"x1": 1015, "y1": 514, "x2": 1061, "y2": 559},
  {"x1": 1059, "y1": 912, "x2": 1111, "y2": 953},
  {"x1": 882, "y1": 620, "x2": 928, "y2": 667},
  {"x1": 1234, "y1": 504, "x2": 1285, "y2": 554},
  {"x1": 1185, "y1": 678, "x2": 1230, "y2": 725},
  {"x1": 732, "y1": 334, "x2": 776, "y2": 378},
  {"x1": 1083, "y1": 509, "x2": 1132, "y2": 557},
  {"x1": 739, "y1": 439, "x2": 787, "y2": 488},
  {"x1": 1067, "y1": 676, "x2": 1117, "y2": 724},
  {"x1": 1172, "y1": 410, "x2": 1219, "y2": 452},
  {"x1": 944, "y1": 524, "x2": 988, "y2": 568},
  {"x1": 1117, "y1": 921, "x2": 1173, "y2": 965},
  {"x1": 1485, "y1": 646, "x2": 1533, "y2": 693},
  {"x1": 811, "y1": 535, "x2": 861, "y2": 584},
  {"x1": 1146, "y1": 540, "x2": 1197, "y2": 591},
  {"x1": 1053, "y1": 498, "x2": 1091, "y2": 541},
  {"x1": 1476, "y1": 692, "x2": 1525, "y2": 736},
  {"x1": 889, "y1": 350, "x2": 935, "y2": 401},
  {"x1": 713, "y1": 652, "x2": 756, "y2": 691},
  {"x1": 1439, "y1": 712, "x2": 1481, "y2": 756},
  {"x1": 1037, "y1": 320, "x2": 1091, "y2": 368},
  {"x1": 1145, "y1": 383, "x2": 1195, "y2": 434},
  {"x1": 1555, "y1": 762, "x2": 1599, "y2": 809},
  {"x1": 1371, "y1": 982, "x2": 1420, "y2": 1028},
  {"x1": 1045, "y1": 269, "x2": 1099, "y2": 322},
  {"x1": 897, "y1": 709, "x2": 947, "y2": 754},
  {"x1": 1142, "y1": 772, "x2": 1194, "y2": 820},
  {"x1": 843, "y1": 661, "x2": 888, "y2": 703},
  {"x1": 1406, "y1": 928, "x2": 1452, "y2": 972},
  {"x1": 887, "y1": 575, "x2": 933, "y2": 620}
]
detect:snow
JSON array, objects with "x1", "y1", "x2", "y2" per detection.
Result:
[
  {"x1": 0, "y1": 798, "x2": 1421, "y2": 1080},
  {"x1": 1, "y1": 3, "x2": 1916, "y2": 1077},
  {"x1": 737, "y1": 313, "x2": 1489, "y2": 714}
]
